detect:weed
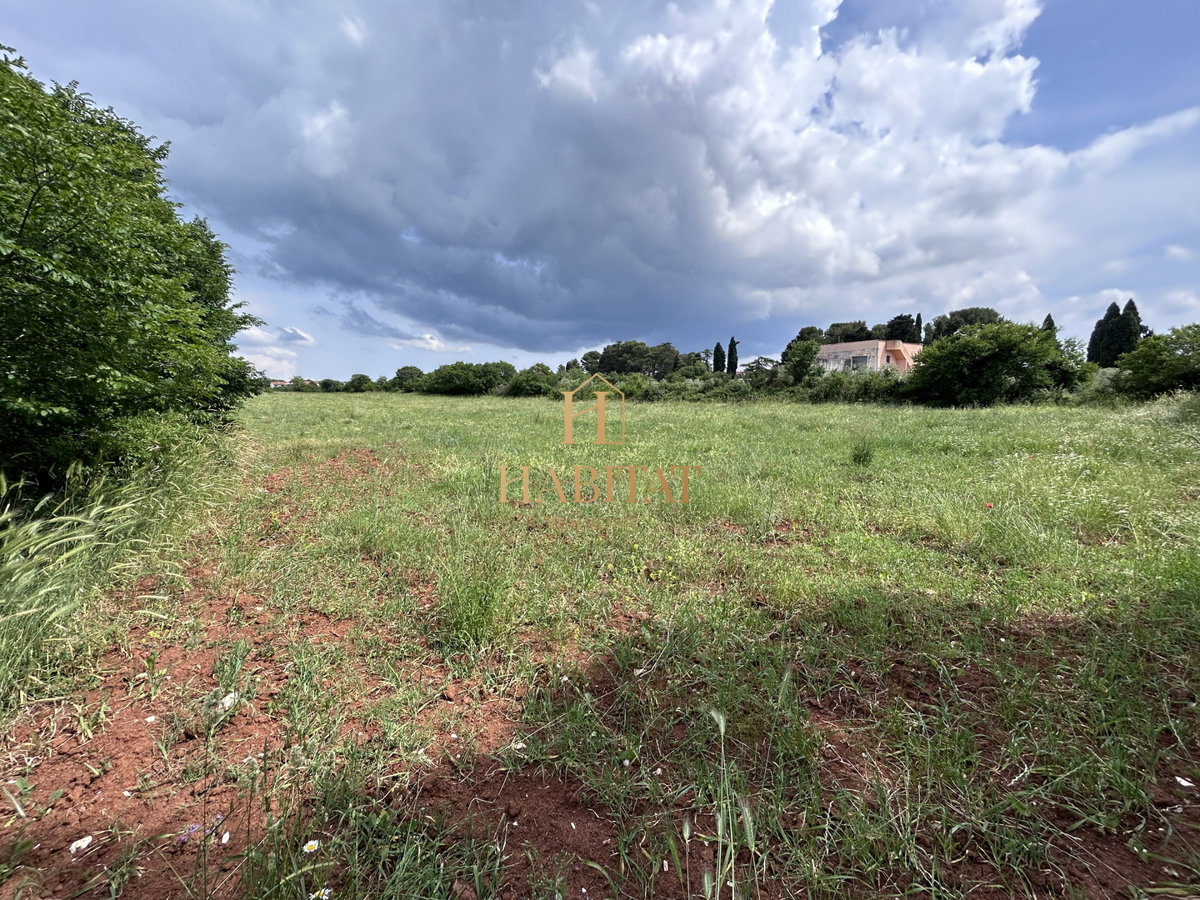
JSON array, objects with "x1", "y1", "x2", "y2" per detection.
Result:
[{"x1": 849, "y1": 432, "x2": 874, "y2": 466}]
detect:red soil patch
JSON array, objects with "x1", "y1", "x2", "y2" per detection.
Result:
[
  {"x1": 0, "y1": 589, "x2": 295, "y2": 899},
  {"x1": 761, "y1": 519, "x2": 817, "y2": 547},
  {"x1": 414, "y1": 764, "x2": 618, "y2": 900}
]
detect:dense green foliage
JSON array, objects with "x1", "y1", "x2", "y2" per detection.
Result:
[
  {"x1": 505, "y1": 363, "x2": 559, "y2": 397},
  {"x1": 0, "y1": 50, "x2": 260, "y2": 480},
  {"x1": 712, "y1": 341, "x2": 726, "y2": 374},
  {"x1": 884, "y1": 313, "x2": 920, "y2": 342},
  {"x1": 1113, "y1": 323, "x2": 1200, "y2": 398},
  {"x1": 904, "y1": 322, "x2": 1088, "y2": 406},
  {"x1": 923, "y1": 306, "x2": 1003, "y2": 343},
  {"x1": 417, "y1": 361, "x2": 516, "y2": 395},
  {"x1": 585, "y1": 340, "x2": 681, "y2": 378},
  {"x1": 781, "y1": 333, "x2": 820, "y2": 381},
  {"x1": 1088, "y1": 299, "x2": 1146, "y2": 367},
  {"x1": 390, "y1": 365, "x2": 424, "y2": 391},
  {"x1": 825, "y1": 320, "x2": 872, "y2": 343},
  {"x1": 726, "y1": 336, "x2": 739, "y2": 374}
]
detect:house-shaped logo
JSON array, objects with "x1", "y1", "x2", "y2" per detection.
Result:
[{"x1": 562, "y1": 374, "x2": 625, "y2": 445}]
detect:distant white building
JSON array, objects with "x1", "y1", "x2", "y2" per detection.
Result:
[{"x1": 815, "y1": 339, "x2": 924, "y2": 374}]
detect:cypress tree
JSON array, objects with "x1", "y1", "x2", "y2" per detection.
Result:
[
  {"x1": 727, "y1": 337, "x2": 739, "y2": 374},
  {"x1": 1087, "y1": 302, "x2": 1122, "y2": 366},
  {"x1": 915, "y1": 313, "x2": 923, "y2": 342},
  {"x1": 1042, "y1": 314, "x2": 1056, "y2": 332},
  {"x1": 713, "y1": 341, "x2": 725, "y2": 374},
  {"x1": 1111, "y1": 299, "x2": 1143, "y2": 363}
]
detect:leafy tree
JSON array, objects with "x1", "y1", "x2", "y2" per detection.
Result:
[
  {"x1": 781, "y1": 331, "x2": 821, "y2": 381},
  {"x1": 825, "y1": 321, "x2": 872, "y2": 343},
  {"x1": 884, "y1": 314, "x2": 920, "y2": 342},
  {"x1": 713, "y1": 341, "x2": 726, "y2": 374},
  {"x1": 726, "y1": 337, "x2": 739, "y2": 374},
  {"x1": 647, "y1": 343, "x2": 681, "y2": 379},
  {"x1": 557, "y1": 358, "x2": 582, "y2": 375},
  {"x1": 589, "y1": 340, "x2": 679, "y2": 378},
  {"x1": 925, "y1": 307, "x2": 1003, "y2": 343},
  {"x1": 904, "y1": 322, "x2": 1071, "y2": 406},
  {"x1": 319, "y1": 378, "x2": 344, "y2": 392},
  {"x1": 1045, "y1": 337, "x2": 1093, "y2": 391},
  {"x1": 870, "y1": 323, "x2": 887, "y2": 339},
  {"x1": 1114, "y1": 324, "x2": 1200, "y2": 398},
  {"x1": 390, "y1": 365, "x2": 424, "y2": 391},
  {"x1": 581, "y1": 350, "x2": 602, "y2": 374},
  {"x1": 0, "y1": 49, "x2": 262, "y2": 478},
  {"x1": 670, "y1": 353, "x2": 708, "y2": 379},
  {"x1": 596, "y1": 341, "x2": 649, "y2": 375},
  {"x1": 419, "y1": 361, "x2": 515, "y2": 395},
  {"x1": 1041, "y1": 314, "x2": 1057, "y2": 332},
  {"x1": 506, "y1": 363, "x2": 559, "y2": 397},
  {"x1": 741, "y1": 357, "x2": 779, "y2": 389},
  {"x1": 346, "y1": 373, "x2": 377, "y2": 392},
  {"x1": 795, "y1": 325, "x2": 824, "y2": 344}
]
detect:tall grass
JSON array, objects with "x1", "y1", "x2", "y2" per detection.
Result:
[{"x1": 0, "y1": 430, "x2": 238, "y2": 717}]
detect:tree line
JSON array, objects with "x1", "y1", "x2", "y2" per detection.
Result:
[{"x1": 284, "y1": 298, "x2": 1199, "y2": 407}]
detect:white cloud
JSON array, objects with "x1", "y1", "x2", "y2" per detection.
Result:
[
  {"x1": 1161, "y1": 289, "x2": 1200, "y2": 320},
  {"x1": 34, "y1": 0, "x2": 1198, "y2": 362},
  {"x1": 237, "y1": 325, "x2": 316, "y2": 345},
  {"x1": 296, "y1": 100, "x2": 352, "y2": 178},
  {"x1": 234, "y1": 325, "x2": 317, "y2": 377},
  {"x1": 276, "y1": 326, "x2": 317, "y2": 344},
  {"x1": 536, "y1": 44, "x2": 603, "y2": 101},
  {"x1": 235, "y1": 325, "x2": 277, "y2": 346},
  {"x1": 242, "y1": 347, "x2": 298, "y2": 379},
  {"x1": 1069, "y1": 107, "x2": 1200, "y2": 179},
  {"x1": 389, "y1": 334, "x2": 472, "y2": 353},
  {"x1": 340, "y1": 15, "x2": 366, "y2": 46}
]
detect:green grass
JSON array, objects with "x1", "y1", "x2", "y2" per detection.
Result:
[
  {"x1": 0, "y1": 430, "x2": 239, "y2": 720},
  {"x1": 10, "y1": 392, "x2": 1199, "y2": 898},
  {"x1": 204, "y1": 392, "x2": 1200, "y2": 897}
]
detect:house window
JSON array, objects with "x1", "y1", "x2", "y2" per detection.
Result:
[{"x1": 886, "y1": 354, "x2": 891, "y2": 363}]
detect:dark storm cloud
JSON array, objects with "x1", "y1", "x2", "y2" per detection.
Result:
[{"x1": 5, "y1": 0, "x2": 1197, "y2": 364}]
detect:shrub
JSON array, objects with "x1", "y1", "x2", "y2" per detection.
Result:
[
  {"x1": 419, "y1": 361, "x2": 516, "y2": 396},
  {"x1": 506, "y1": 364, "x2": 559, "y2": 398},
  {"x1": 0, "y1": 49, "x2": 261, "y2": 482},
  {"x1": 1113, "y1": 324, "x2": 1200, "y2": 399},
  {"x1": 903, "y1": 322, "x2": 1073, "y2": 407}
]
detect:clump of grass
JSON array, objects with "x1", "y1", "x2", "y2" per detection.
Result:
[
  {"x1": 849, "y1": 433, "x2": 874, "y2": 466},
  {"x1": 434, "y1": 567, "x2": 504, "y2": 654},
  {"x1": 230, "y1": 738, "x2": 506, "y2": 900},
  {"x1": 0, "y1": 432, "x2": 235, "y2": 719}
]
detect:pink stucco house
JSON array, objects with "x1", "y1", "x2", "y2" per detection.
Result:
[{"x1": 815, "y1": 339, "x2": 924, "y2": 374}]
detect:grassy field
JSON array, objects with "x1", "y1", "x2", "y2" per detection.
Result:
[{"x1": 4, "y1": 392, "x2": 1200, "y2": 899}]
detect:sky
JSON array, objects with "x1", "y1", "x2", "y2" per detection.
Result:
[{"x1": 4, "y1": 0, "x2": 1199, "y2": 379}]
